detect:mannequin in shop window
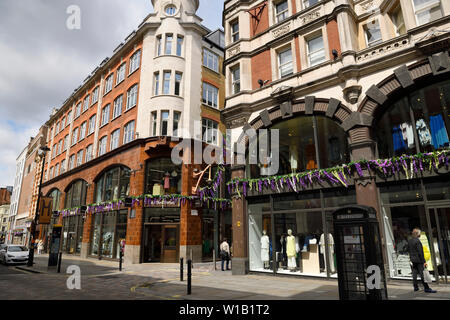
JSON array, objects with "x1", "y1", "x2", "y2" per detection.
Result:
[
  {"x1": 260, "y1": 230, "x2": 270, "y2": 269},
  {"x1": 289, "y1": 144, "x2": 299, "y2": 173},
  {"x1": 286, "y1": 229, "x2": 297, "y2": 272},
  {"x1": 305, "y1": 139, "x2": 317, "y2": 170},
  {"x1": 319, "y1": 232, "x2": 336, "y2": 274}
]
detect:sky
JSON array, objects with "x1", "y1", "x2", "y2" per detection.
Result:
[{"x1": 0, "y1": 0, "x2": 224, "y2": 188}]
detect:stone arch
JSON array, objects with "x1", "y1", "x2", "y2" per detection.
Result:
[
  {"x1": 236, "y1": 97, "x2": 353, "y2": 146},
  {"x1": 354, "y1": 51, "x2": 450, "y2": 144}
]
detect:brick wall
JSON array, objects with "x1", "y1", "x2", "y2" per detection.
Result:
[{"x1": 251, "y1": 49, "x2": 272, "y2": 90}]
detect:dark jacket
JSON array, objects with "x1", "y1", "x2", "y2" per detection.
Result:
[{"x1": 408, "y1": 237, "x2": 425, "y2": 264}]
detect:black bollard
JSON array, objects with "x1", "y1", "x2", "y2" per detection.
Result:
[
  {"x1": 119, "y1": 249, "x2": 123, "y2": 271},
  {"x1": 57, "y1": 252, "x2": 62, "y2": 273},
  {"x1": 187, "y1": 259, "x2": 192, "y2": 295},
  {"x1": 180, "y1": 257, "x2": 184, "y2": 282}
]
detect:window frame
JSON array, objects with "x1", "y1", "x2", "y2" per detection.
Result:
[
  {"x1": 202, "y1": 82, "x2": 219, "y2": 108},
  {"x1": 275, "y1": 0, "x2": 289, "y2": 23},
  {"x1": 306, "y1": 33, "x2": 326, "y2": 67},
  {"x1": 126, "y1": 84, "x2": 138, "y2": 110},
  {"x1": 129, "y1": 50, "x2": 141, "y2": 75},
  {"x1": 116, "y1": 63, "x2": 126, "y2": 85},
  {"x1": 160, "y1": 110, "x2": 170, "y2": 136},
  {"x1": 98, "y1": 136, "x2": 108, "y2": 156},
  {"x1": 110, "y1": 129, "x2": 121, "y2": 151},
  {"x1": 364, "y1": 19, "x2": 383, "y2": 47},
  {"x1": 412, "y1": 0, "x2": 442, "y2": 26},
  {"x1": 101, "y1": 105, "x2": 110, "y2": 127},
  {"x1": 104, "y1": 74, "x2": 113, "y2": 95},
  {"x1": 203, "y1": 49, "x2": 219, "y2": 73},
  {"x1": 231, "y1": 65, "x2": 241, "y2": 94},
  {"x1": 278, "y1": 46, "x2": 293, "y2": 78},
  {"x1": 123, "y1": 121, "x2": 135, "y2": 145},
  {"x1": 231, "y1": 20, "x2": 239, "y2": 43},
  {"x1": 165, "y1": 34, "x2": 173, "y2": 55},
  {"x1": 113, "y1": 95, "x2": 123, "y2": 119},
  {"x1": 163, "y1": 71, "x2": 171, "y2": 95}
]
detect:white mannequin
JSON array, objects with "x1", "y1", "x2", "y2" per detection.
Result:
[
  {"x1": 286, "y1": 229, "x2": 297, "y2": 271},
  {"x1": 260, "y1": 230, "x2": 270, "y2": 269},
  {"x1": 319, "y1": 233, "x2": 335, "y2": 273}
]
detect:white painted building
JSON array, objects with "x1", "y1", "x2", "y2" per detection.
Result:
[{"x1": 8, "y1": 145, "x2": 28, "y2": 244}]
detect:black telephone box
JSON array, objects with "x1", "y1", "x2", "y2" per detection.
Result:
[
  {"x1": 48, "y1": 225, "x2": 62, "y2": 267},
  {"x1": 333, "y1": 205, "x2": 388, "y2": 300}
]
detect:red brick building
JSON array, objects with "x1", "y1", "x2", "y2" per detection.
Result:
[{"x1": 34, "y1": 0, "x2": 227, "y2": 265}]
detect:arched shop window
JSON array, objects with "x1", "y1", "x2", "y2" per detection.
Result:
[
  {"x1": 62, "y1": 181, "x2": 87, "y2": 255},
  {"x1": 375, "y1": 79, "x2": 450, "y2": 158},
  {"x1": 95, "y1": 166, "x2": 131, "y2": 203},
  {"x1": 48, "y1": 189, "x2": 61, "y2": 212},
  {"x1": 247, "y1": 115, "x2": 349, "y2": 178},
  {"x1": 145, "y1": 158, "x2": 182, "y2": 195},
  {"x1": 65, "y1": 180, "x2": 87, "y2": 208}
]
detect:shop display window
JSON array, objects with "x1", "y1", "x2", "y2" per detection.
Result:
[
  {"x1": 90, "y1": 210, "x2": 128, "y2": 259},
  {"x1": 145, "y1": 158, "x2": 182, "y2": 195},
  {"x1": 248, "y1": 200, "x2": 272, "y2": 273},
  {"x1": 95, "y1": 166, "x2": 131, "y2": 203},
  {"x1": 273, "y1": 211, "x2": 326, "y2": 276},
  {"x1": 247, "y1": 115, "x2": 349, "y2": 179},
  {"x1": 376, "y1": 80, "x2": 450, "y2": 159}
]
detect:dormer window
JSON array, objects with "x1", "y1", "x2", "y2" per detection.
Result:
[{"x1": 165, "y1": 5, "x2": 176, "y2": 16}]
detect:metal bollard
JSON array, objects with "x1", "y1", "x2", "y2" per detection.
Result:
[
  {"x1": 57, "y1": 252, "x2": 62, "y2": 273},
  {"x1": 180, "y1": 257, "x2": 184, "y2": 282},
  {"x1": 187, "y1": 259, "x2": 192, "y2": 295},
  {"x1": 119, "y1": 249, "x2": 123, "y2": 271}
]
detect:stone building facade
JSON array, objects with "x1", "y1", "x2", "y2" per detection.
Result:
[{"x1": 222, "y1": 0, "x2": 450, "y2": 283}]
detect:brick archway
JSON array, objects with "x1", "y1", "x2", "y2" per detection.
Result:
[
  {"x1": 353, "y1": 51, "x2": 450, "y2": 144},
  {"x1": 236, "y1": 96, "x2": 353, "y2": 146}
]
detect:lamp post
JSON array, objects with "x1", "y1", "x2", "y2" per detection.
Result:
[{"x1": 27, "y1": 145, "x2": 51, "y2": 267}]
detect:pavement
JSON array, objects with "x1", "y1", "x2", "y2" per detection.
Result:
[{"x1": 0, "y1": 253, "x2": 449, "y2": 300}]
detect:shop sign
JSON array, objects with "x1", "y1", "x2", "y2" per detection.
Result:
[
  {"x1": 149, "y1": 200, "x2": 180, "y2": 208},
  {"x1": 38, "y1": 197, "x2": 53, "y2": 225}
]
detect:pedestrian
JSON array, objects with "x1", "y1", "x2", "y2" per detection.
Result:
[
  {"x1": 408, "y1": 228, "x2": 437, "y2": 293},
  {"x1": 220, "y1": 238, "x2": 231, "y2": 271},
  {"x1": 37, "y1": 239, "x2": 44, "y2": 255}
]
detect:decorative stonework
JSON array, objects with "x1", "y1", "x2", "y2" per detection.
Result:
[
  {"x1": 356, "y1": 38, "x2": 410, "y2": 62},
  {"x1": 299, "y1": 10, "x2": 321, "y2": 25},
  {"x1": 227, "y1": 117, "x2": 248, "y2": 129},
  {"x1": 343, "y1": 85, "x2": 362, "y2": 104},
  {"x1": 228, "y1": 45, "x2": 240, "y2": 58},
  {"x1": 272, "y1": 24, "x2": 290, "y2": 38},
  {"x1": 360, "y1": 1, "x2": 375, "y2": 11}
]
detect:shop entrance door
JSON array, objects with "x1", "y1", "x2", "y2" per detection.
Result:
[
  {"x1": 143, "y1": 224, "x2": 179, "y2": 263},
  {"x1": 429, "y1": 207, "x2": 450, "y2": 283},
  {"x1": 161, "y1": 225, "x2": 179, "y2": 263},
  {"x1": 143, "y1": 225, "x2": 162, "y2": 262}
]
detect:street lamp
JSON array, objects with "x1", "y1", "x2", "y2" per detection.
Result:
[{"x1": 27, "y1": 145, "x2": 51, "y2": 267}]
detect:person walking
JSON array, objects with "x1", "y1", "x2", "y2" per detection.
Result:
[
  {"x1": 220, "y1": 238, "x2": 231, "y2": 271},
  {"x1": 408, "y1": 228, "x2": 437, "y2": 293},
  {"x1": 37, "y1": 239, "x2": 44, "y2": 255}
]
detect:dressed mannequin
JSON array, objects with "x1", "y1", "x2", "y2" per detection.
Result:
[
  {"x1": 260, "y1": 230, "x2": 270, "y2": 269},
  {"x1": 319, "y1": 233, "x2": 335, "y2": 273},
  {"x1": 286, "y1": 229, "x2": 297, "y2": 271},
  {"x1": 289, "y1": 144, "x2": 298, "y2": 173}
]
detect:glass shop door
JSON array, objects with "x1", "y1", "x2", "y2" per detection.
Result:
[{"x1": 429, "y1": 207, "x2": 450, "y2": 283}]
